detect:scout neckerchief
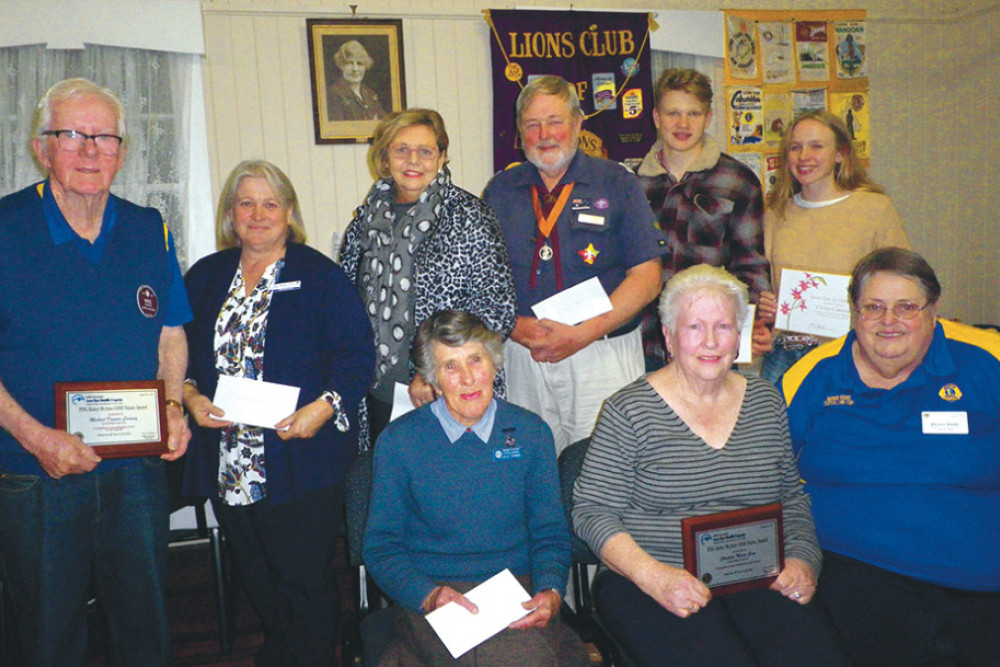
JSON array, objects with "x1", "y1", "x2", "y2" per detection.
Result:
[{"x1": 530, "y1": 183, "x2": 574, "y2": 290}]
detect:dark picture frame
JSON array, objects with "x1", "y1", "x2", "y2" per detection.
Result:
[
  {"x1": 54, "y1": 380, "x2": 168, "y2": 459},
  {"x1": 681, "y1": 503, "x2": 784, "y2": 596},
  {"x1": 306, "y1": 18, "x2": 406, "y2": 144}
]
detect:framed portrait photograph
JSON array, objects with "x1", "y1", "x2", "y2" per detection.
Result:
[{"x1": 307, "y1": 18, "x2": 407, "y2": 144}]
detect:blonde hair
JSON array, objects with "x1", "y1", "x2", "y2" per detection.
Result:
[
  {"x1": 215, "y1": 160, "x2": 307, "y2": 250},
  {"x1": 653, "y1": 68, "x2": 712, "y2": 112},
  {"x1": 767, "y1": 109, "x2": 884, "y2": 217},
  {"x1": 367, "y1": 108, "x2": 449, "y2": 180}
]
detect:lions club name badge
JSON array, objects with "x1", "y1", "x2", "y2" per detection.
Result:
[{"x1": 921, "y1": 411, "x2": 968, "y2": 434}]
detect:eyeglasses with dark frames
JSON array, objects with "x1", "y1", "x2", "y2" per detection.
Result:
[{"x1": 42, "y1": 129, "x2": 123, "y2": 156}]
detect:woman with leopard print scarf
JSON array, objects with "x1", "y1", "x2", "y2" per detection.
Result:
[{"x1": 340, "y1": 108, "x2": 517, "y2": 447}]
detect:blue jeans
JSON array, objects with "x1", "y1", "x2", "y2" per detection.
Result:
[
  {"x1": 760, "y1": 342, "x2": 817, "y2": 384},
  {"x1": 0, "y1": 459, "x2": 170, "y2": 667}
]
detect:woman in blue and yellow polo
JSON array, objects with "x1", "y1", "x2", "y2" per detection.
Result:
[{"x1": 781, "y1": 248, "x2": 1000, "y2": 667}]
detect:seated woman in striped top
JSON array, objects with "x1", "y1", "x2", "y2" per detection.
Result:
[{"x1": 572, "y1": 264, "x2": 848, "y2": 667}]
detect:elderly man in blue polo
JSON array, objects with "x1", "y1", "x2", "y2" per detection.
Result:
[{"x1": 0, "y1": 78, "x2": 191, "y2": 666}]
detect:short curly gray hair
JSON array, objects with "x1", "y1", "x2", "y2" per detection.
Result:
[
  {"x1": 659, "y1": 264, "x2": 749, "y2": 332},
  {"x1": 412, "y1": 311, "x2": 503, "y2": 391},
  {"x1": 515, "y1": 75, "x2": 583, "y2": 128},
  {"x1": 334, "y1": 40, "x2": 374, "y2": 70}
]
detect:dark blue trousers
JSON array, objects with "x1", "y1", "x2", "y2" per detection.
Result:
[
  {"x1": 818, "y1": 550, "x2": 1000, "y2": 667},
  {"x1": 594, "y1": 568, "x2": 849, "y2": 667},
  {"x1": 213, "y1": 483, "x2": 343, "y2": 666}
]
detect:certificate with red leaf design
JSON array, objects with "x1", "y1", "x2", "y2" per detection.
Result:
[{"x1": 776, "y1": 268, "x2": 851, "y2": 337}]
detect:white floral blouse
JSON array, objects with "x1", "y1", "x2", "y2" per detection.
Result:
[{"x1": 213, "y1": 259, "x2": 283, "y2": 505}]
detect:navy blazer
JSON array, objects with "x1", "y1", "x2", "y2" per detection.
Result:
[{"x1": 182, "y1": 243, "x2": 375, "y2": 505}]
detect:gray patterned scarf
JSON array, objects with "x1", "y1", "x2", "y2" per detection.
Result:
[{"x1": 357, "y1": 166, "x2": 450, "y2": 393}]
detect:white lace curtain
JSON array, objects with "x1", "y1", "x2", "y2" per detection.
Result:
[
  {"x1": 0, "y1": 44, "x2": 196, "y2": 267},
  {"x1": 650, "y1": 50, "x2": 727, "y2": 145}
]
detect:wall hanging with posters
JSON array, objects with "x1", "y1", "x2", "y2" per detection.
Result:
[
  {"x1": 721, "y1": 9, "x2": 868, "y2": 197},
  {"x1": 306, "y1": 18, "x2": 406, "y2": 144},
  {"x1": 484, "y1": 9, "x2": 656, "y2": 172}
]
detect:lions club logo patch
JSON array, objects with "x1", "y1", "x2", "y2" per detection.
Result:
[{"x1": 938, "y1": 383, "x2": 962, "y2": 402}]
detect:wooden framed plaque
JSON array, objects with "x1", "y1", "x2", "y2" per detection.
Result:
[
  {"x1": 54, "y1": 380, "x2": 167, "y2": 458},
  {"x1": 681, "y1": 503, "x2": 784, "y2": 596}
]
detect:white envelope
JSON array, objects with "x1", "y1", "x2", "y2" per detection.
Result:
[
  {"x1": 424, "y1": 569, "x2": 533, "y2": 659},
  {"x1": 390, "y1": 381, "x2": 416, "y2": 422},
  {"x1": 212, "y1": 375, "x2": 300, "y2": 429},
  {"x1": 736, "y1": 304, "x2": 756, "y2": 365},
  {"x1": 531, "y1": 277, "x2": 613, "y2": 326}
]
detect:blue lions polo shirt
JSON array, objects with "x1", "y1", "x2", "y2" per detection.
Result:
[{"x1": 781, "y1": 320, "x2": 1000, "y2": 591}]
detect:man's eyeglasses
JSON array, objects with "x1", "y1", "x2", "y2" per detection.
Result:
[
  {"x1": 42, "y1": 129, "x2": 123, "y2": 156},
  {"x1": 856, "y1": 301, "x2": 929, "y2": 321}
]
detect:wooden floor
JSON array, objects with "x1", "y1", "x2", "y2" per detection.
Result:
[
  {"x1": 155, "y1": 544, "x2": 267, "y2": 666},
  {"x1": 81, "y1": 541, "x2": 356, "y2": 667},
  {"x1": 72, "y1": 541, "x2": 603, "y2": 666}
]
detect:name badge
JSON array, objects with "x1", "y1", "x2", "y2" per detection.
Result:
[
  {"x1": 272, "y1": 281, "x2": 301, "y2": 292},
  {"x1": 921, "y1": 411, "x2": 968, "y2": 434},
  {"x1": 577, "y1": 213, "x2": 605, "y2": 226},
  {"x1": 494, "y1": 447, "x2": 523, "y2": 461}
]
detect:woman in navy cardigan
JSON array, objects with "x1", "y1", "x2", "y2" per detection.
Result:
[{"x1": 182, "y1": 160, "x2": 374, "y2": 665}]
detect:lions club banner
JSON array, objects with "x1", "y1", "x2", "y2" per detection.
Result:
[{"x1": 485, "y1": 9, "x2": 656, "y2": 172}]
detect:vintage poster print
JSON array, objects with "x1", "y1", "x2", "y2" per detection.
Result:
[
  {"x1": 835, "y1": 21, "x2": 867, "y2": 78},
  {"x1": 727, "y1": 86, "x2": 764, "y2": 147},
  {"x1": 795, "y1": 21, "x2": 829, "y2": 82},
  {"x1": 726, "y1": 15, "x2": 758, "y2": 79},
  {"x1": 760, "y1": 22, "x2": 795, "y2": 84},
  {"x1": 831, "y1": 91, "x2": 870, "y2": 159},
  {"x1": 764, "y1": 154, "x2": 782, "y2": 197},
  {"x1": 731, "y1": 151, "x2": 762, "y2": 185},
  {"x1": 306, "y1": 19, "x2": 406, "y2": 143},
  {"x1": 792, "y1": 88, "x2": 828, "y2": 117},
  {"x1": 763, "y1": 92, "x2": 792, "y2": 150}
]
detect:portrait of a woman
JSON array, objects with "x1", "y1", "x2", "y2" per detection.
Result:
[{"x1": 326, "y1": 39, "x2": 386, "y2": 122}]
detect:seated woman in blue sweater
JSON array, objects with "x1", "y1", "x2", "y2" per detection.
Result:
[{"x1": 363, "y1": 310, "x2": 588, "y2": 666}]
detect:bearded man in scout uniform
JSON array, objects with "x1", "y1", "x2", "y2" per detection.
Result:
[{"x1": 484, "y1": 75, "x2": 665, "y2": 455}]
